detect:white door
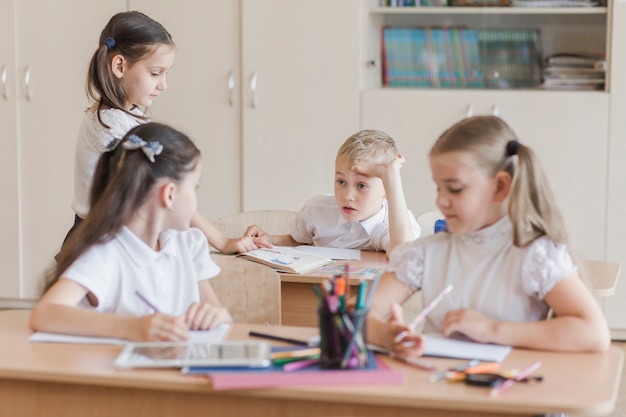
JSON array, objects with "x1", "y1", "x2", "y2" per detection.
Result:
[
  {"x1": 16, "y1": 1, "x2": 126, "y2": 297},
  {"x1": 128, "y1": 0, "x2": 242, "y2": 220},
  {"x1": 0, "y1": 0, "x2": 20, "y2": 297},
  {"x1": 241, "y1": 0, "x2": 362, "y2": 212}
]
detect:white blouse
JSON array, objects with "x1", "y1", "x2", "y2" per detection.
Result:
[
  {"x1": 388, "y1": 216, "x2": 576, "y2": 333},
  {"x1": 72, "y1": 108, "x2": 145, "y2": 218}
]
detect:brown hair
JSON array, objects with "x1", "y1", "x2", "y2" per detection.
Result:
[{"x1": 87, "y1": 11, "x2": 174, "y2": 127}]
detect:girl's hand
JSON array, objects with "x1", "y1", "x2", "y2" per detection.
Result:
[
  {"x1": 245, "y1": 225, "x2": 275, "y2": 249},
  {"x1": 228, "y1": 236, "x2": 260, "y2": 254},
  {"x1": 185, "y1": 302, "x2": 233, "y2": 330},
  {"x1": 131, "y1": 313, "x2": 188, "y2": 342},
  {"x1": 388, "y1": 303, "x2": 424, "y2": 358},
  {"x1": 441, "y1": 308, "x2": 496, "y2": 343}
]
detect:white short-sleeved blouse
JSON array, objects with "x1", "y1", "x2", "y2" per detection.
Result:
[
  {"x1": 290, "y1": 194, "x2": 421, "y2": 251},
  {"x1": 388, "y1": 216, "x2": 576, "y2": 333},
  {"x1": 63, "y1": 227, "x2": 220, "y2": 317},
  {"x1": 72, "y1": 108, "x2": 145, "y2": 218}
]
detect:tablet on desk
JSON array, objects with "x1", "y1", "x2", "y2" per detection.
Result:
[{"x1": 114, "y1": 340, "x2": 272, "y2": 369}]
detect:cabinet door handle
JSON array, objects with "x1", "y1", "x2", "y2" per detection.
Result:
[
  {"x1": 228, "y1": 70, "x2": 234, "y2": 107},
  {"x1": 466, "y1": 104, "x2": 473, "y2": 118},
  {"x1": 250, "y1": 71, "x2": 257, "y2": 109},
  {"x1": 1, "y1": 65, "x2": 7, "y2": 100},
  {"x1": 24, "y1": 66, "x2": 32, "y2": 101},
  {"x1": 492, "y1": 105, "x2": 500, "y2": 117}
]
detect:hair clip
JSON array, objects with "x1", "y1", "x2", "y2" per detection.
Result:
[
  {"x1": 123, "y1": 134, "x2": 163, "y2": 163},
  {"x1": 104, "y1": 37, "x2": 116, "y2": 50},
  {"x1": 506, "y1": 140, "x2": 520, "y2": 156}
]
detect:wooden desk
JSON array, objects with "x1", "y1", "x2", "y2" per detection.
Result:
[
  {"x1": 279, "y1": 251, "x2": 388, "y2": 326},
  {"x1": 0, "y1": 310, "x2": 622, "y2": 417}
]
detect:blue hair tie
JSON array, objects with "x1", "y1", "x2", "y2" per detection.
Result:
[
  {"x1": 104, "y1": 37, "x2": 116, "y2": 50},
  {"x1": 506, "y1": 140, "x2": 520, "y2": 156}
]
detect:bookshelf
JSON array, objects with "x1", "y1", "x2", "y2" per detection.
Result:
[{"x1": 364, "y1": 2, "x2": 609, "y2": 91}]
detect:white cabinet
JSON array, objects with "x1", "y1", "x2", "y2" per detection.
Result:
[
  {"x1": 132, "y1": 0, "x2": 362, "y2": 215},
  {"x1": 0, "y1": 0, "x2": 20, "y2": 297},
  {"x1": 604, "y1": 0, "x2": 626, "y2": 337},
  {"x1": 1, "y1": 0, "x2": 126, "y2": 298},
  {"x1": 126, "y1": 0, "x2": 242, "y2": 221},
  {"x1": 362, "y1": 89, "x2": 609, "y2": 259},
  {"x1": 239, "y1": 0, "x2": 361, "y2": 212}
]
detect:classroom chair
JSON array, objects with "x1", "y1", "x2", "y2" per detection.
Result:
[
  {"x1": 416, "y1": 209, "x2": 444, "y2": 238},
  {"x1": 212, "y1": 210, "x2": 298, "y2": 239},
  {"x1": 210, "y1": 254, "x2": 281, "y2": 326}
]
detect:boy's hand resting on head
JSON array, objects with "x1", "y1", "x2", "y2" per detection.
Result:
[
  {"x1": 185, "y1": 301, "x2": 232, "y2": 330},
  {"x1": 441, "y1": 308, "x2": 496, "y2": 344},
  {"x1": 351, "y1": 153, "x2": 406, "y2": 179},
  {"x1": 388, "y1": 302, "x2": 424, "y2": 358},
  {"x1": 131, "y1": 313, "x2": 189, "y2": 342}
]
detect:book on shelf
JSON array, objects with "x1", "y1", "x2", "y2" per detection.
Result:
[
  {"x1": 382, "y1": 27, "x2": 540, "y2": 89},
  {"x1": 541, "y1": 52, "x2": 605, "y2": 90},
  {"x1": 236, "y1": 246, "x2": 333, "y2": 274}
]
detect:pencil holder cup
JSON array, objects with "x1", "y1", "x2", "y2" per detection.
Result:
[{"x1": 317, "y1": 308, "x2": 368, "y2": 369}]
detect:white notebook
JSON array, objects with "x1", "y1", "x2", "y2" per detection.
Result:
[
  {"x1": 422, "y1": 333, "x2": 511, "y2": 362},
  {"x1": 28, "y1": 323, "x2": 231, "y2": 345},
  {"x1": 368, "y1": 333, "x2": 511, "y2": 363}
]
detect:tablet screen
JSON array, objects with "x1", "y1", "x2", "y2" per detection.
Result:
[{"x1": 114, "y1": 340, "x2": 271, "y2": 369}]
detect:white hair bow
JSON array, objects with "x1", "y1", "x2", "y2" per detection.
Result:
[{"x1": 123, "y1": 134, "x2": 163, "y2": 163}]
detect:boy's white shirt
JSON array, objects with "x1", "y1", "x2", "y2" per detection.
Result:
[{"x1": 290, "y1": 194, "x2": 420, "y2": 251}]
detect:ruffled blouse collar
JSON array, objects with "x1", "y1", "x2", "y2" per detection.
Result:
[{"x1": 459, "y1": 215, "x2": 511, "y2": 245}]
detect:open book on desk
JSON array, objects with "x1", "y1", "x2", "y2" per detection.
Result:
[{"x1": 236, "y1": 246, "x2": 333, "y2": 274}]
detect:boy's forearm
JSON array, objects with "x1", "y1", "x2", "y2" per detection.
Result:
[{"x1": 382, "y1": 170, "x2": 413, "y2": 251}]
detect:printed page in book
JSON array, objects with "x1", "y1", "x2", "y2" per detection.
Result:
[{"x1": 237, "y1": 247, "x2": 333, "y2": 274}]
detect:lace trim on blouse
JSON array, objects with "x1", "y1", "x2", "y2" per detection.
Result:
[{"x1": 388, "y1": 232, "x2": 575, "y2": 299}]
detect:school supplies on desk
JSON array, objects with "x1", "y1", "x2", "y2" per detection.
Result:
[
  {"x1": 248, "y1": 330, "x2": 320, "y2": 347},
  {"x1": 237, "y1": 246, "x2": 333, "y2": 274},
  {"x1": 183, "y1": 349, "x2": 405, "y2": 390},
  {"x1": 314, "y1": 269, "x2": 382, "y2": 369}
]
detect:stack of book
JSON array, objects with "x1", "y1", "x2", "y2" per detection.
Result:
[
  {"x1": 382, "y1": 27, "x2": 541, "y2": 89},
  {"x1": 542, "y1": 52, "x2": 606, "y2": 90}
]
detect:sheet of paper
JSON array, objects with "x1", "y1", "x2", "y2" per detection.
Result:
[
  {"x1": 295, "y1": 245, "x2": 361, "y2": 260},
  {"x1": 28, "y1": 323, "x2": 231, "y2": 345},
  {"x1": 422, "y1": 333, "x2": 511, "y2": 362}
]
